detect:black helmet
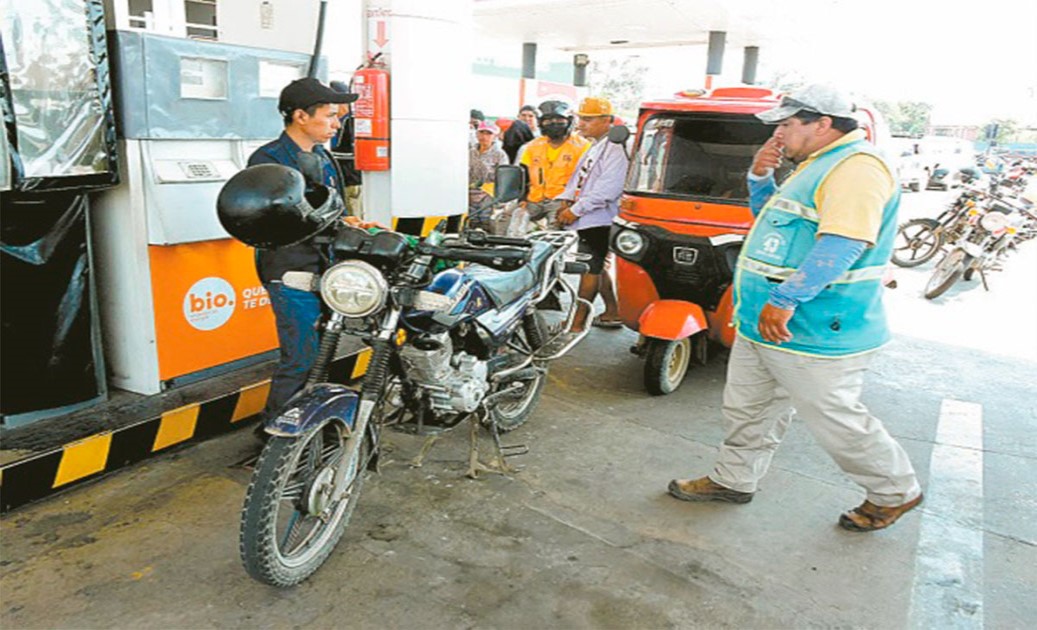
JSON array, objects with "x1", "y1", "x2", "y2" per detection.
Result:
[
  {"x1": 217, "y1": 164, "x2": 344, "y2": 249},
  {"x1": 537, "y1": 100, "x2": 574, "y2": 140}
]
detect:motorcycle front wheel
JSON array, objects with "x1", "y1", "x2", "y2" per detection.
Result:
[
  {"x1": 240, "y1": 419, "x2": 367, "y2": 587},
  {"x1": 924, "y1": 249, "x2": 971, "y2": 300},
  {"x1": 892, "y1": 218, "x2": 942, "y2": 267}
]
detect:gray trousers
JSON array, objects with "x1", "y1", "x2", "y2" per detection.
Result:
[{"x1": 711, "y1": 336, "x2": 921, "y2": 507}]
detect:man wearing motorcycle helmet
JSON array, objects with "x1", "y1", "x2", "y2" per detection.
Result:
[
  {"x1": 518, "y1": 100, "x2": 590, "y2": 230},
  {"x1": 245, "y1": 77, "x2": 371, "y2": 425}
]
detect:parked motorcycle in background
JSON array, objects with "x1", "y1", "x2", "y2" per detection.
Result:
[
  {"x1": 218, "y1": 164, "x2": 591, "y2": 586},
  {"x1": 923, "y1": 196, "x2": 1036, "y2": 299}
]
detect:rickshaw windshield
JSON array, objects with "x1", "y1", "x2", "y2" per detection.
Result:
[{"x1": 627, "y1": 113, "x2": 780, "y2": 203}]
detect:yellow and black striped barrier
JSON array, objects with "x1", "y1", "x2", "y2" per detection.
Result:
[{"x1": 0, "y1": 349, "x2": 373, "y2": 513}]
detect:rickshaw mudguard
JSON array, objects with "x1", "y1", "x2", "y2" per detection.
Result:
[
  {"x1": 638, "y1": 300, "x2": 708, "y2": 341},
  {"x1": 265, "y1": 383, "x2": 359, "y2": 437}
]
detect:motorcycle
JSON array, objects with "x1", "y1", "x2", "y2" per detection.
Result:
[
  {"x1": 219, "y1": 164, "x2": 591, "y2": 587},
  {"x1": 892, "y1": 185, "x2": 986, "y2": 267},
  {"x1": 923, "y1": 198, "x2": 1033, "y2": 299}
]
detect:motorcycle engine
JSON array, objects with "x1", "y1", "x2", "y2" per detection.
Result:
[{"x1": 400, "y1": 333, "x2": 489, "y2": 413}]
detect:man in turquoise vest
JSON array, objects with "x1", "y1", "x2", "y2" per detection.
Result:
[{"x1": 667, "y1": 85, "x2": 923, "y2": 532}]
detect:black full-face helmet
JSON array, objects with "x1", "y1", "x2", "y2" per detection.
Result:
[
  {"x1": 217, "y1": 164, "x2": 344, "y2": 249},
  {"x1": 537, "y1": 100, "x2": 574, "y2": 140}
]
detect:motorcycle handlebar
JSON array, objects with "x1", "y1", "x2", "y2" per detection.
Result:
[
  {"x1": 424, "y1": 244, "x2": 530, "y2": 271},
  {"x1": 465, "y1": 230, "x2": 532, "y2": 248}
]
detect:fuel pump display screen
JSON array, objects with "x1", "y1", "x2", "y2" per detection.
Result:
[{"x1": 0, "y1": 0, "x2": 114, "y2": 180}]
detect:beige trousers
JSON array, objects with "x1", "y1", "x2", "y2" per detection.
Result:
[{"x1": 711, "y1": 336, "x2": 921, "y2": 507}]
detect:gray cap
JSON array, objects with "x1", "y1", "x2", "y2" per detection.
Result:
[{"x1": 756, "y1": 84, "x2": 856, "y2": 123}]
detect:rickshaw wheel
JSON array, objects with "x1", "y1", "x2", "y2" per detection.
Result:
[{"x1": 644, "y1": 338, "x2": 692, "y2": 396}]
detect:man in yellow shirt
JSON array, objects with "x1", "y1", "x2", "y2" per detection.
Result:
[{"x1": 519, "y1": 101, "x2": 590, "y2": 230}]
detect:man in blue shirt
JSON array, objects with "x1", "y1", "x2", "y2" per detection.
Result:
[{"x1": 248, "y1": 77, "x2": 359, "y2": 424}]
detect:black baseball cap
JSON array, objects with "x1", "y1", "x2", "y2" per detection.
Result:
[{"x1": 278, "y1": 77, "x2": 358, "y2": 117}]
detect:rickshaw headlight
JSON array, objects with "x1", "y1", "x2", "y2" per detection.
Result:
[
  {"x1": 320, "y1": 260, "x2": 388, "y2": 317},
  {"x1": 615, "y1": 229, "x2": 646, "y2": 256}
]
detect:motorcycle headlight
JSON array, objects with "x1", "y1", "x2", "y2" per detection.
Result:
[
  {"x1": 320, "y1": 260, "x2": 388, "y2": 317},
  {"x1": 615, "y1": 229, "x2": 646, "y2": 256},
  {"x1": 980, "y1": 211, "x2": 1009, "y2": 233}
]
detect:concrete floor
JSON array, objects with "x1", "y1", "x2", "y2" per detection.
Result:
[{"x1": 2, "y1": 191, "x2": 1035, "y2": 629}]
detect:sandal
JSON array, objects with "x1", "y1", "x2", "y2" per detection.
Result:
[
  {"x1": 591, "y1": 315, "x2": 623, "y2": 329},
  {"x1": 838, "y1": 494, "x2": 923, "y2": 532}
]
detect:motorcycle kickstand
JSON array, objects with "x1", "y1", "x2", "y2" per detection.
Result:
[
  {"x1": 489, "y1": 421, "x2": 528, "y2": 466},
  {"x1": 465, "y1": 412, "x2": 512, "y2": 479},
  {"x1": 979, "y1": 268, "x2": 991, "y2": 291},
  {"x1": 410, "y1": 435, "x2": 438, "y2": 468}
]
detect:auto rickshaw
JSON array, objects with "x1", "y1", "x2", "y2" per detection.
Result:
[{"x1": 608, "y1": 86, "x2": 882, "y2": 394}]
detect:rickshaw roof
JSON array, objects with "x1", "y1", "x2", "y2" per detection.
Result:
[{"x1": 639, "y1": 86, "x2": 782, "y2": 116}]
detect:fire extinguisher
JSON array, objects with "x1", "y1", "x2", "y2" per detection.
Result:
[{"x1": 352, "y1": 61, "x2": 390, "y2": 171}]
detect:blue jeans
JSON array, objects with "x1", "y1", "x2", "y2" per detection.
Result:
[{"x1": 263, "y1": 282, "x2": 322, "y2": 420}]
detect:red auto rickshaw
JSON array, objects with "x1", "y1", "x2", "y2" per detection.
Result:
[{"x1": 609, "y1": 86, "x2": 881, "y2": 394}]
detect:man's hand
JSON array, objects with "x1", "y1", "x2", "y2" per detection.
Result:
[
  {"x1": 343, "y1": 216, "x2": 385, "y2": 229},
  {"x1": 758, "y1": 303, "x2": 794, "y2": 344},
  {"x1": 556, "y1": 206, "x2": 577, "y2": 226},
  {"x1": 751, "y1": 136, "x2": 784, "y2": 177}
]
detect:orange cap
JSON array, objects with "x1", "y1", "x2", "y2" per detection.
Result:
[{"x1": 577, "y1": 96, "x2": 613, "y2": 117}]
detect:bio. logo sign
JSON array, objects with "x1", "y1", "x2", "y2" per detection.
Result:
[{"x1": 184, "y1": 277, "x2": 236, "y2": 331}]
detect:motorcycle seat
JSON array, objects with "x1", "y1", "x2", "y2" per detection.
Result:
[{"x1": 467, "y1": 241, "x2": 555, "y2": 307}]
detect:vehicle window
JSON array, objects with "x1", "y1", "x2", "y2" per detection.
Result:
[{"x1": 627, "y1": 114, "x2": 780, "y2": 202}]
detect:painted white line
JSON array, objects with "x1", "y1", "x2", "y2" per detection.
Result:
[{"x1": 909, "y1": 399, "x2": 984, "y2": 629}]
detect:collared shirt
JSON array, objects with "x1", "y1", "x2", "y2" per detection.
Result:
[
  {"x1": 557, "y1": 136, "x2": 630, "y2": 231},
  {"x1": 247, "y1": 132, "x2": 342, "y2": 283}
]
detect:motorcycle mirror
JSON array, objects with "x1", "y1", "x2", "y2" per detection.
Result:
[
  {"x1": 607, "y1": 124, "x2": 630, "y2": 145},
  {"x1": 494, "y1": 165, "x2": 527, "y2": 204}
]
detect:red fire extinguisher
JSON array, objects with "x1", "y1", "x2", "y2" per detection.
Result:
[{"x1": 352, "y1": 65, "x2": 390, "y2": 171}]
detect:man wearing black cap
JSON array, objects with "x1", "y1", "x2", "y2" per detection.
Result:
[{"x1": 247, "y1": 77, "x2": 361, "y2": 426}]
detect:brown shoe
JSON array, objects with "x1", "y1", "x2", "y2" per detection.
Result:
[
  {"x1": 668, "y1": 477, "x2": 754, "y2": 504},
  {"x1": 838, "y1": 493, "x2": 924, "y2": 532}
]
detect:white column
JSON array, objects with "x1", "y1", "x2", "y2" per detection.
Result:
[{"x1": 361, "y1": 0, "x2": 471, "y2": 227}]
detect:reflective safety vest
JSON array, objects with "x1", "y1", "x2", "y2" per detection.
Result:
[
  {"x1": 734, "y1": 139, "x2": 899, "y2": 357},
  {"x1": 523, "y1": 135, "x2": 589, "y2": 203}
]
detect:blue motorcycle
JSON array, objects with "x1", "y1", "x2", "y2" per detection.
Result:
[{"x1": 229, "y1": 168, "x2": 590, "y2": 586}]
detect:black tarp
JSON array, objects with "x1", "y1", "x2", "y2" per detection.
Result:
[{"x1": 1, "y1": 192, "x2": 105, "y2": 421}]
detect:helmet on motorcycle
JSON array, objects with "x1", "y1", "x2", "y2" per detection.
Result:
[
  {"x1": 217, "y1": 164, "x2": 345, "y2": 249},
  {"x1": 537, "y1": 100, "x2": 574, "y2": 140}
]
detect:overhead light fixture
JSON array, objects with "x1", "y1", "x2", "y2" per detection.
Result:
[{"x1": 610, "y1": 40, "x2": 629, "y2": 45}]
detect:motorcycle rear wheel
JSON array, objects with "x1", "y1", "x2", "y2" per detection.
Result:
[
  {"x1": 488, "y1": 311, "x2": 547, "y2": 433},
  {"x1": 892, "y1": 218, "x2": 942, "y2": 267},
  {"x1": 240, "y1": 419, "x2": 367, "y2": 587},
  {"x1": 644, "y1": 337, "x2": 692, "y2": 396},
  {"x1": 924, "y1": 249, "x2": 970, "y2": 300}
]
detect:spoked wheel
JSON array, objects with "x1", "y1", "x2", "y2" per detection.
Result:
[
  {"x1": 892, "y1": 218, "x2": 942, "y2": 267},
  {"x1": 644, "y1": 337, "x2": 692, "y2": 396},
  {"x1": 488, "y1": 311, "x2": 548, "y2": 432},
  {"x1": 924, "y1": 249, "x2": 970, "y2": 300},
  {"x1": 240, "y1": 419, "x2": 367, "y2": 587}
]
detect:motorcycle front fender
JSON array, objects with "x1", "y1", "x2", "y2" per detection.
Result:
[
  {"x1": 265, "y1": 383, "x2": 359, "y2": 438},
  {"x1": 638, "y1": 300, "x2": 707, "y2": 341}
]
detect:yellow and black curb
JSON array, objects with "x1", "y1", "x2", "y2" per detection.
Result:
[
  {"x1": 392, "y1": 213, "x2": 466, "y2": 237},
  {"x1": 0, "y1": 349, "x2": 373, "y2": 514}
]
